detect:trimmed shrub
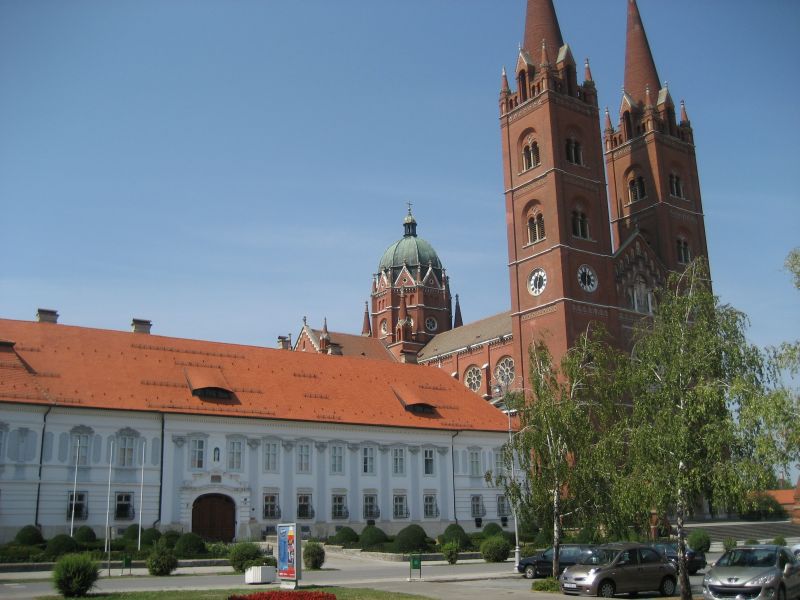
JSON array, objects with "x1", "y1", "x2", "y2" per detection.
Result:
[
  {"x1": 303, "y1": 541, "x2": 325, "y2": 569},
  {"x1": 243, "y1": 555, "x2": 277, "y2": 570},
  {"x1": 774, "y1": 535, "x2": 787, "y2": 546},
  {"x1": 0, "y1": 544, "x2": 44, "y2": 563},
  {"x1": 157, "y1": 530, "x2": 181, "y2": 550},
  {"x1": 329, "y1": 526, "x2": 358, "y2": 545},
  {"x1": 395, "y1": 524, "x2": 428, "y2": 553},
  {"x1": 481, "y1": 536, "x2": 511, "y2": 563},
  {"x1": 359, "y1": 525, "x2": 388, "y2": 549},
  {"x1": 723, "y1": 537, "x2": 737, "y2": 552},
  {"x1": 122, "y1": 524, "x2": 141, "y2": 541},
  {"x1": 173, "y1": 532, "x2": 206, "y2": 557},
  {"x1": 441, "y1": 541, "x2": 459, "y2": 564},
  {"x1": 483, "y1": 523, "x2": 504, "y2": 538},
  {"x1": 205, "y1": 541, "x2": 229, "y2": 558},
  {"x1": 45, "y1": 534, "x2": 79, "y2": 559},
  {"x1": 688, "y1": 530, "x2": 711, "y2": 553},
  {"x1": 146, "y1": 547, "x2": 178, "y2": 576},
  {"x1": 140, "y1": 528, "x2": 162, "y2": 547},
  {"x1": 441, "y1": 524, "x2": 471, "y2": 551},
  {"x1": 230, "y1": 542, "x2": 262, "y2": 573},
  {"x1": 745, "y1": 538, "x2": 760, "y2": 545},
  {"x1": 532, "y1": 577, "x2": 561, "y2": 592},
  {"x1": 73, "y1": 526, "x2": 96, "y2": 545},
  {"x1": 15, "y1": 525, "x2": 44, "y2": 546},
  {"x1": 52, "y1": 553, "x2": 99, "y2": 597}
]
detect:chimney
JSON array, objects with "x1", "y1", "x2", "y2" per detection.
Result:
[
  {"x1": 36, "y1": 308, "x2": 58, "y2": 324},
  {"x1": 131, "y1": 318, "x2": 152, "y2": 334},
  {"x1": 277, "y1": 335, "x2": 292, "y2": 350}
]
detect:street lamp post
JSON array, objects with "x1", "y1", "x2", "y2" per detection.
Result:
[{"x1": 493, "y1": 383, "x2": 521, "y2": 573}]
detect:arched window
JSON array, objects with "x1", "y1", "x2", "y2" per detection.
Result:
[
  {"x1": 521, "y1": 141, "x2": 540, "y2": 171},
  {"x1": 669, "y1": 174, "x2": 684, "y2": 198},
  {"x1": 518, "y1": 71, "x2": 528, "y2": 102},
  {"x1": 628, "y1": 176, "x2": 646, "y2": 202},
  {"x1": 632, "y1": 276, "x2": 653, "y2": 314},
  {"x1": 528, "y1": 213, "x2": 545, "y2": 244},
  {"x1": 676, "y1": 238, "x2": 691, "y2": 264},
  {"x1": 566, "y1": 138, "x2": 583, "y2": 165},
  {"x1": 571, "y1": 211, "x2": 589, "y2": 239},
  {"x1": 623, "y1": 111, "x2": 633, "y2": 140}
]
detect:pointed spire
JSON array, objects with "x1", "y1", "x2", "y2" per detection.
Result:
[
  {"x1": 453, "y1": 294, "x2": 463, "y2": 328},
  {"x1": 584, "y1": 58, "x2": 593, "y2": 82},
  {"x1": 680, "y1": 99, "x2": 690, "y2": 124},
  {"x1": 604, "y1": 107, "x2": 613, "y2": 131},
  {"x1": 540, "y1": 39, "x2": 551, "y2": 68},
  {"x1": 624, "y1": 0, "x2": 661, "y2": 107},
  {"x1": 320, "y1": 317, "x2": 330, "y2": 341},
  {"x1": 645, "y1": 84, "x2": 653, "y2": 108},
  {"x1": 501, "y1": 66, "x2": 510, "y2": 93},
  {"x1": 523, "y1": 0, "x2": 564, "y2": 58},
  {"x1": 361, "y1": 301, "x2": 371, "y2": 336}
]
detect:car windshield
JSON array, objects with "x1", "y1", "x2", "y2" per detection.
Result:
[
  {"x1": 579, "y1": 549, "x2": 617, "y2": 565},
  {"x1": 717, "y1": 549, "x2": 776, "y2": 568},
  {"x1": 654, "y1": 543, "x2": 676, "y2": 553}
]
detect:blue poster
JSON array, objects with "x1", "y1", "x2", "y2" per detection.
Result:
[{"x1": 277, "y1": 523, "x2": 300, "y2": 581}]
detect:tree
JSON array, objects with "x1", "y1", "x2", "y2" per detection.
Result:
[
  {"x1": 498, "y1": 325, "x2": 625, "y2": 577},
  {"x1": 622, "y1": 258, "x2": 798, "y2": 600},
  {"x1": 785, "y1": 247, "x2": 800, "y2": 290}
]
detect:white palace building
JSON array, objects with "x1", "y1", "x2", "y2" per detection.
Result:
[{"x1": 0, "y1": 311, "x2": 514, "y2": 543}]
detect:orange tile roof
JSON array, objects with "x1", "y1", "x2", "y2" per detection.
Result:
[
  {"x1": 765, "y1": 489, "x2": 797, "y2": 507},
  {"x1": 0, "y1": 319, "x2": 510, "y2": 433},
  {"x1": 301, "y1": 327, "x2": 396, "y2": 361}
]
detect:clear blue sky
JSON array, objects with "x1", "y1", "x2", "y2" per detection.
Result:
[{"x1": 1, "y1": 0, "x2": 798, "y2": 353}]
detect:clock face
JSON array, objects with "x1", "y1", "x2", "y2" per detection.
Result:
[
  {"x1": 577, "y1": 264, "x2": 598, "y2": 292},
  {"x1": 425, "y1": 316, "x2": 438, "y2": 332},
  {"x1": 528, "y1": 268, "x2": 547, "y2": 296}
]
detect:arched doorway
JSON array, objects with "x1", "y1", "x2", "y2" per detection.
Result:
[{"x1": 192, "y1": 494, "x2": 235, "y2": 542}]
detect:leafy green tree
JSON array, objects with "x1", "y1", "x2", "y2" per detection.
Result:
[
  {"x1": 623, "y1": 258, "x2": 798, "y2": 600},
  {"x1": 499, "y1": 325, "x2": 625, "y2": 577},
  {"x1": 785, "y1": 247, "x2": 800, "y2": 290}
]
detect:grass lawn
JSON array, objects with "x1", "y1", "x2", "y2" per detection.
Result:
[{"x1": 36, "y1": 587, "x2": 434, "y2": 600}]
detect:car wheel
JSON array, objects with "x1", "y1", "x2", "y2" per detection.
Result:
[
  {"x1": 598, "y1": 580, "x2": 616, "y2": 598},
  {"x1": 524, "y1": 565, "x2": 535, "y2": 579},
  {"x1": 659, "y1": 576, "x2": 676, "y2": 597}
]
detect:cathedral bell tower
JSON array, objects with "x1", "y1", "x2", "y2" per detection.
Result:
[
  {"x1": 605, "y1": 0, "x2": 709, "y2": 274},
  {"x1": 500, "y1": 0, "x2": 616, "y2": 392},
  {"x1": 371, "y1": 209, "x2": 452, "y2": 362}
]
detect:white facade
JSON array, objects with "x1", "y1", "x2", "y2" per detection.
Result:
[{"x1": 0, "y1": 403, "x2": 514, "y2": 542}]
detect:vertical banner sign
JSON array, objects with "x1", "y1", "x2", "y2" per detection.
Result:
[{"x1": 277, "y1": 523, "x2": 301, "y2": 587}]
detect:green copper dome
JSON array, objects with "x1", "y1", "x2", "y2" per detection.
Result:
[{"x1": 378, "y1": 210, "x2": 443, "y2": 276}]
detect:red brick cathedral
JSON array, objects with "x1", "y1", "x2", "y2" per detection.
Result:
[{"x1": 296, "y1": 0, "x2": 709, "y2": 401}]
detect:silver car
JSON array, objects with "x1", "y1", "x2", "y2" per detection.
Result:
[
  {"x1": 559, "y1": 543, "x2": 677, "y2": 597},
  {"x1": 703, "y1": 545, "x2": 800, "y2": 600}
]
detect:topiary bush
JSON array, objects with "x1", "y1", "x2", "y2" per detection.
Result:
[
  {"x1": 140, "y1": 528, "x2": 162, "y2": 547},
  {"x1": 45, "y1": 534, "x2": 79, "y2": 559},
  {"x1": 532, "y1": 577, "x2": 561, "y2": 592},
  {"x1": 229, "y1": 542, "x2": 262, "y2": 573},
  {"x1": 146, "y1": 547, "x2": 178, "y2": 576},
  {"x1": 52, "y1": 553, "x2": 99, "y2": 597},
  {"x1": 480, "y1": 536, "x2": 511, "y2": 563},
  {"x1": 329, "y1": 526, "x2": 358, "y2": 545},
  {"x1": 157, "y1": 530, "x2": 181, "y2": 550},
  {"x1": 774, "y1": 535, "x2": 787, "y2": 546},
  {"x1": 15, "y1": 525, "x2": 44, "y2": 546},
  {"x1": 688, "y1": 529, "x2": 711, "y2": 553},
  {"x1": 73, "y1": 526, "x2": 96, "y2": 545},
  {"x1": 441, "y1": 541, "x2": 459, "y2": 564},
  {"x1": 395, "y1": 524, "x2": 428, "y2": 553},
  {"x1": 303, "y1": 541, "x2": 325, "y2": 569},
  {"x1": 122, "y1": 524, "x2": 141, "y2": 541},
  {"x1": 173, "y1": 532, "x2": 206, "y2": 557},
  {"x1": 723, "y1": 537, "x2": 737, "y2": 552},
  {"x1": 359, "y1": 525, "x2": 388, "y2": 550},
  {"x1": 482, "y1": 523, "x2": 504, "y2": 538},
  {"x1": 441, "y1": 524, "x2": 471, "y2": 551}
]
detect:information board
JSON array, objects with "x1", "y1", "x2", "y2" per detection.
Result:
[{"x1": 277, "y1": 523, "x2": 301, "y2": 584}]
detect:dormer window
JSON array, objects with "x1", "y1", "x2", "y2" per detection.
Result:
[
  {"x1": 194, "y1": 387, "x2": 232, "y2": 400},
  {"x1": 406, "y1": 402, "x2": 436, "y2": 416},
  {"x1": 185, "y1": 367, "x2": 235, "y2": 402}
]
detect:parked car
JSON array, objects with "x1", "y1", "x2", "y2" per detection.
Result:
[
  {"x1": 517, "y1": 544, "x2": 595, "y2": 578},
  {"x1": 703, "y1": 545, "x2": 800, "y2": 600},
  {"x1": 792, "y1": 543, "x2": 800, "y2": 558},
  {"x1": 559, "y1": 543, "x2": 677, "y2": 597},
  {"x1": 650, "y1": 541, "x2": 707, "y2": 575}
]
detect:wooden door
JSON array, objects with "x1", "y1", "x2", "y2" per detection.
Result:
[{"x1": 192, "y1": 494, "x2": 235, "y2": 542}]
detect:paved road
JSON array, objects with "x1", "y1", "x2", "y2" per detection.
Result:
[{"x1": 0, "y1": 552, "x2": 711, "y2": 600}]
